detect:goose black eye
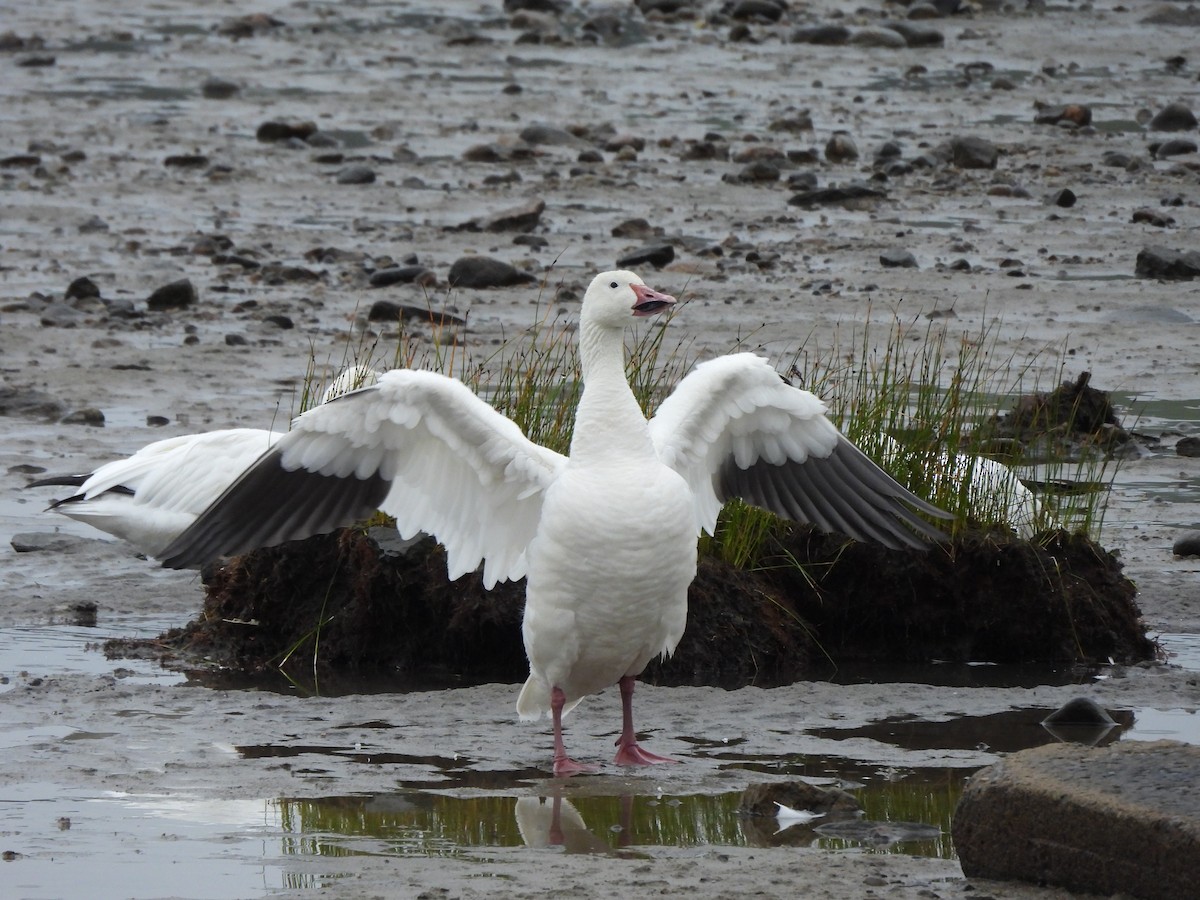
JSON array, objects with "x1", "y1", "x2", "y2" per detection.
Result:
[{"x1": 609, "y1": 281, "x2": 618, "y2": 289}]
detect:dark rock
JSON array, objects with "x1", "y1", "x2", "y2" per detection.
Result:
[
  {"x1": 791, "y1": 24, "x2": 851, "y2": 45},
  {"x1": 1136, "y1": 246, "x2": 1200, "y2": 280},
  {"x1": 260, "y1": 264, "x2": 321, "y2": 284},
  {"x1": 201, "y1": 77, "x2": 239, "y2": 99},
  {"x1": 78, "y1": 215, "x2": 109, "y2": 233},
  {"x1": 0, "y1": 154, "x2": 41, "y2": 168},
  {"x1": 146, "y1": 279, "x2": 197, "y2": 311},
  {"x1": 616, "y1": 242, "x2": 675, "y2": 269},
  {"x1": 367, "y1": 300, "x2": 466, "y2": 327},
  {"x1": 1149, "y1": 101, "x2": 1198, "y2": 132},
  {"x1": 880, "y1": 249, "x2": 918, "y2": 269},
  {"x1": 769, "y1": 111, "x2": 813, "y2": 133},
  {"x1": 462, "y1": 142, "x2": 534, "y2": 163},
  {"x1": 611, "y1": 218, "x2": 658, "y2": 240},
  {"x1": 1133, "y1": 208, "x2": 1176, "y2": 228},
  {"x1": 786, "y1": 171, "x2": 819, "y2": 190},
  {"x1": 1101, "y1": 150, "x2": 1137, "y2": 168},
  {"x1": 1173, "y1": 530, "x2": 1200, "y2": 557},
  {"x1": 335, "y1": 165, "x2": 375, "y2": 185},
  {"x1": 224, "y1": 333, "x2": 249, "y2": 346},
  {"x1": 211, "y1": 253, "x2": 261, "y2": 270},
  {"x1": 1176, "y1": 436, "x2": 1200, "y2": 458},
  {"x1": 1041, "y1": 696, "x2": 1117, "y2": 730},
  {"x1": 256, "y1": 120, "x2": 317, "y2": 143},
  {"x1": 788, "y1": 183, "x2": 886, "y2": 208},
  {"x1": 954, "y1": 740, "x2": 1200, "y2": 900},
  {"x1": 824, "y1": 132, "x2": 858, "y2": 163},
  {"x1": 882, "y1": 21, "x2": 944, "y2": 47},
  {"x1": 726, "y1": 0, "x2": 786, "y2": 22},
  {"x1": 447, "y1": 256, "x2": 537, "y2": 289},
  {"x1": 263, "y1": 314, "x2": 294, "y2": 329},
  {"x1": 1154, "y1": 138, "x2": 1198, "y2": 159},
  {"x1": 369, "y1": 265, "x2": 435, "y2": 288},
  {"x1": 1049, "y1": 188, "x2": 1076, "y2": 208},
  {"x1": 163, "y1": 154, "x2": 209, "y2": 169},
  {"x1": 458, "y1": 198, "x2": 545, "y2": 233},
  {"x1": 147, "y1": 415, "x2": 170, "y2": 427},
  {"x1": 725, "y1": 160, "x2": 780, "y2": 184},
  {"x1": 950, "y1": 135, "x2": 998, "y2": 169},
  {"x1": 17, "y1": 55, "x2": 55, "y2": 68},
  {"x1": 217, "y1": 13, "x2": 285, "y2": 38},
  {"x1": 61, "y1": 407, "x2": 105, "y2": 426},
  {"x1": 1143, "y1": 5, "x2": 1200, "y2": 26},
  {"x1": 64, "y1": 276, "x2": 100, "y2": 301}
]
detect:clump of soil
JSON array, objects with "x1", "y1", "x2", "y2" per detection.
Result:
[
  {"x1": 983, "y1": 371, "x2": 1133, "y2": 456},
  {"x1": 142, "y1": 522, "x2": 1154, "y2": 686}
]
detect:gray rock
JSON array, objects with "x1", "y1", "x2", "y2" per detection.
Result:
[
  {"x1": 61, "y1": 407, "x2": 105, "y2": 426},
  {"x1": 11, "y1": 532, "x2": 90, "y2": 553},
  {"x1": 146, "y1": 278, "x2": 196, "y2": 311},
  {"x1": 459, "y1": 198, "x2": 545, "y2": 233},
  {"x1": 1135, "y1": 245, "x2": 1200, "y2": 280},
  {"x1": 1149, "y1": 101, "x2": 1198, "y2": 132},
  {"x1": 369, "y1": 265, "x2": 435, "y2": 288},
  {"x1": 790, "y1": 24, "x2": 851, "y2": 45},
  {"x1": 1132, "y1": 208, "x2": 1175, "y2": 228},
  {"x1": 518, "y1": 123, "x2": 588, "y2": 148},
  {"x1": 954, "y1": 740, "x2": 1200, "y2": 900},
  {"x1": 849, "y1": 27, "x2": 907, "y2": 49},
  {"x1": 880, "y1": 249, "x2": 918, "y2": 268},
  {"x1": 824, "y1": 132, "x2": 858, "y2": 163},
  {"x1": 1154, "y1": 138, "x2": 1198, "y2": 159},
  {"x1": 950, "y1": 135, "x2": 998, "y2": 169},
  {"x1": 788, "y1": 183, "x2": 887, "y2": 208},
  {"x1": 201, "y1": 77, "x2": 239, "y2": 99},
  {"x1": 1172, "y1": 529, "x2": 1200, "y2": 556},
  {"x1": 616, "y1": 242, "x2": 675, "y2": 269},
  {"x1": 335, "y1": 164, "x2": 375, "y2": 185},
  {"x1": 447, "y1": 256, "x2": 537, "y2": 289},
  {"x1": 884, "y1": 21, "x2": 945, "y2": 48},
  {"x1": 1176, "y1": 436, "x2": 1200, "y2": 457}
]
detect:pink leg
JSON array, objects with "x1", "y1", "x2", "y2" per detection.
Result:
[
  {"x1": 551, "y1": 686, "x2": 596, "y2": 777},
  {"x1": 613, "y1": 675, "x2": 679, "y2": 766}
]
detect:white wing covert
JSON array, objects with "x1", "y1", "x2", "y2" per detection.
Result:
[
  {"x1": 648, "y1": 353, "x2": 947, "y2": 549},
  {"x1": 160, "y1": 370, "x2": 567, "y2": 586}
]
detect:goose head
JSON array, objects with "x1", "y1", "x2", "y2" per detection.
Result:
[{"x1": 580, "y1": 270, "x2": 676, "y2": 331}]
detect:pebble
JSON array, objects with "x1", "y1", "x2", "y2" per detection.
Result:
[
  {"x1": 880, "y1": 249, "x2": 918, "y2": 269},
  {"x1": 950, "y1": 136, "x2": 998, "y2": 169},
  {"x1": 335, "y1": 165, "x2": 375, "y2": 185},
  {"x1": 849, "y1": 27, "x2": 907, "y2": 49},
  {"x1": 791, "y1": 24, "x2": 851, "y2": 46},
  {"x1": 146, "y1": 279, "x2": 196, "y2": 311},
  {"x1": 881, "y1": 22, "x2": 944, "y2": 47},
  {"x1": 824, "y1": 132, "x2": 859, "y2": 163},
  {"x1": 789, "y1": 183, "x2": 887, "y2": 208},
  {"x1": 1153, "y1": 138, "x2": 1198, "y2": 160},
  {"x1": 369, "y1": 265, "x2": 436, "y2": 288},
  {"x1": 1135, "y1": 246, "x2": 1200, "y2": 280},
  {"x1": 1173, "y1": 530, "x2": 1200, "y2": 557},
  {"x1": 616, "y1": 243, "x2": 675, "y2": 269},
  {"x1": 256, "y1": 120, "x2": 317, "y2": 143},
  {"x1": 1049, "y1": 188, "x2": 1077, "y2": 208},
  {"x1": 164, "y1": 154, "x2": 209, "y2": 169},
  {"x1": 201, "y1": 77, "x2": 239, "y2": 99},
  {"x1": 446, "y1": 256, "x2": 537, "y2": 289},
  {"x1": 61, "y1": 407, "x2": 105, "y2": 426},
  {"x1": 1177, "y1": 436, "x2": 1200, "y2": 458},
  {"x1": 1131, "y1": 208, "x2": 1175, "y2": 228},
  {"x1": 1148, "y1": 101, "x2": 1197, "y2": 132},
  {"x1": 65, "y1": 276, "x2": 100, "y2": 301}
]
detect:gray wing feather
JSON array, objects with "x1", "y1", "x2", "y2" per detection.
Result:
[
  {"x1": 718, "y1": 435, "x2": 948, "y2": 550},
  {"x1": 159, "y1": 446, "x2": 389, "y2": 568}
]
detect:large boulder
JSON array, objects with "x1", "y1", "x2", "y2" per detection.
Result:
[{"x1": 954, "y1": 739, "x2": 1200, "y2": 900}]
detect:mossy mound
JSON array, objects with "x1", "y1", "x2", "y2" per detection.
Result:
[{"x1": 149, "y1": 524, "x2": 1154, "y2": 686}]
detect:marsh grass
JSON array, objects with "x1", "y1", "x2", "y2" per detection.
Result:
[{"x1": 300, "y1": 288, "x2": 1120, "y2": 575}]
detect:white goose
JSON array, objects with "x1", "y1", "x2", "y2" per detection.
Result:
[
  {"x1": 159, "y1": 271, "x2": 948, "y2": 775},
  {"x1": 29, "y1": 366, "x2": 378, "y2": 558}
]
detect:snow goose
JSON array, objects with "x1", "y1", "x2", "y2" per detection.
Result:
[
  {"x1": 29, "y1": 366, "x2": 378, "y2": 557},
  {"x1": 159, "y1": 271, "x2": 948, "y2": 775}
]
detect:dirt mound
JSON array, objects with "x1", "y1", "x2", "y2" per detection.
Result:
[{"x1": 144, "y1": 524, "x2": 1154, "y2": 686}]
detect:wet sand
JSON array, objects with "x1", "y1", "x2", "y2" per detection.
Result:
[{"x1": 3, "y1": 1, "x2": 1200, "y2": 897}]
